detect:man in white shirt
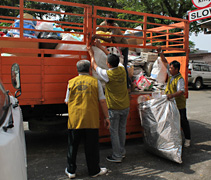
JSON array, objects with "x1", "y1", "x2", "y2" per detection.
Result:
[{"x1": 87, "y1": 41, "x2": 130, "y2": 163}]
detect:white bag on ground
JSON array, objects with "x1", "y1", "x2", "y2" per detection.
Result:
[
  {"x1": 138, "y1": 95, "x2": 182, "y2": 163},
  {"x1": 150, "y1": 57, "x2": 167, "y2": 83}
]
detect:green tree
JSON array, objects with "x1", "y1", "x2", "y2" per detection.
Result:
[
  {"x1": 0, "y1": 0, "x2": 56, "y2": 19},
  {"x1": 0, "y1": 0, "x2": 208, "y2": 34},
  {"x1": 117, "y1": 0, "x2": 193, "y2": 18},
  {"x1": 189, "y1": 40, "x2": 195, "y2": 49},
  {"x1": 116, "y1": 0, "x2": 203, "y2": 34}
]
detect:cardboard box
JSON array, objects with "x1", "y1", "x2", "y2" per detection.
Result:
[
  {"x1": 127, "y1": 38, "x2": 143, "y2": 51},
  {"x1": 0, "y1": 40, "x2": 38, "y2": 57},
  {"x1": 136, "y1": 43, "x2": 152, "y2": 53},
  {"x1": 141, "y1": 52, "x2": 158, "y2": 62},
  {"x1": 127, "y1": 65, "x2": 134, "y2": 78}
]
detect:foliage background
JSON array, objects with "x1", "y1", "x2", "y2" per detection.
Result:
[{"x1": 0, "y1": 0, "x2": 210, "y2": 36}]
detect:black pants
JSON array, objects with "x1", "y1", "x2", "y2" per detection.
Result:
[
  {"x1": 121, "y1": 47, "x2": 131, "y2": 89},
  {"x1": 179, "y1": 108, "x2": 191, "y2": 140},
  {"x1": 67, "y1": 129, "x2": 100, "y2": 176}
]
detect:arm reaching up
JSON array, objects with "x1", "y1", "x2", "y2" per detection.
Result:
[
  {"x1": 87, "y1": 46, "x2": 98, "y2": 71},
  {"x1": 95, "y1": 40, "x2": 110, "y2": 55},
  {"x1": 157, "y1": 46, "x2": 168, "y2": 68},
  {"x1": 92, "y1": 34, "x2": 112, "y2": 43}
]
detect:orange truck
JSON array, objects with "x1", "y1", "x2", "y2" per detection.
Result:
[{"x1": 0, "y1": 0, "x2": 189, "y2": 142}]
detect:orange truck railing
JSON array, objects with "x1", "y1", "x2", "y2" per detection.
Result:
[{"x1": 0, "y1": 0, "x2": 189, "y2": 141}]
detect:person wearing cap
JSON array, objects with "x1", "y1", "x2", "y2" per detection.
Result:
[
  {"x1": 92, "y1": 14, "x2": 131, "y2": 89},
  {"x1": 64, "y1": 60, "x2": 110, "y2": 178},
  {"x1": 87, "y1": 41, "x2": 130, "y2": 163}
]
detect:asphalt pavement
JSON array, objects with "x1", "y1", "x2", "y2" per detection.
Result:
[{"x1": 25, "y1": 87, "x2": 211, "y2": 180}]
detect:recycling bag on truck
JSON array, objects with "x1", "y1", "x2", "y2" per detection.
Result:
[{"x1": 138, "y1": 95, "x2": 182, "y2": 163}]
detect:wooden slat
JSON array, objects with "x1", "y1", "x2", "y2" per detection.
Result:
[
  {"x1": 44, "y1": 58, "x2": 78, "y2": 66},
  {"x1": 44, "y1": 91, "x2": 66, "y2": 99},
  {"x1": 44, "y1": 83, "x2": 67, "y2": 92},
  {"x1": 44, "y1": 66, "x2": 77, "y2": 75},
  {"x1": 44, "y1": 75, "x2": 75, "y2": 83}
]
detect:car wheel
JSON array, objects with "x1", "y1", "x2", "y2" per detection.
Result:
[{"x1": 193, "y1": 78, "x2": 203, "y2": 90}]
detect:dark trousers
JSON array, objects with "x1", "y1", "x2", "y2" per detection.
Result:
[
  {"x1": 67, "y1": 129, "x2": 100, "y2": 176},
  {"x1": 121, "y1": 47, "x2": 131, "y2": 88},
  {"x1": 179, "y1": 108, "x2": 191, "y2": 140}
]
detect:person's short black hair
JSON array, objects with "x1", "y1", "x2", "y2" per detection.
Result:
[
  {"x1": 76, "y1": 60, "x2": 90, "y2": 73},
  {"x1": 106, "y1": 14, "x2": 114, "y2": 24},
  {"x1": 170, "y1": 60, "x2": 180, "y2": 71},
  {"x1": 107, "y1": 54, "x2": 119, "y2": 67}
]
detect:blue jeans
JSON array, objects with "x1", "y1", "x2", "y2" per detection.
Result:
[{"x1": 108, "y1": 107, "x2": 130, "y2": 160}]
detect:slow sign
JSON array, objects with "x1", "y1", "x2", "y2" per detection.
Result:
[{"x1": 188, "y1": 6, "x2": 211, "y2": 21}]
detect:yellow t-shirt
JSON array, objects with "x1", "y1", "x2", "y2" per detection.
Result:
[{"x1": 105, "y1": 66, "x2": 130, "y2": 110}]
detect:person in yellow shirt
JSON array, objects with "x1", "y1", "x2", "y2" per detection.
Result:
[
  {"x1": 64, "y1": 60, "x2": 110, "y2": 178},
  {"x1": 87, "y1": 41, "x2": 130, "y2": 163},
  {"x1": 157, "y1": 46, "x2": 191, "y2": 148}
]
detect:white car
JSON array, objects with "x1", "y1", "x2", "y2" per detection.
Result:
[
  {"x1": 0, "y1": 64, "x2": 27, "y2": 180},
  {"x1": 188, "y1": 61, "x2": 211, "y2": 90}
]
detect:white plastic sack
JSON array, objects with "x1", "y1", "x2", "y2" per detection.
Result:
[
  {"x1": 138, "y1": 95, "x2": 182, "y2": 163},
  {"x1": 150, "y1": 57, "x2": 167, "y2": 83},
  {"x1": 53, "y1": 33, "x2": 87, "y2": 58},
  {"x1": 92, "y1": 46, "x2": 108, "y2": 85},
  {"x1": 124, "y1": 25, "x2": 142, "y2": 35},
  {"x1": 36, "y1": 22, "x2": 54, "y2": 31}
]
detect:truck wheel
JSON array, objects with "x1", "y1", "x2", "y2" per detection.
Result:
[{"x1": 193, "y1": 78, "x2": 203, "y2": 90}]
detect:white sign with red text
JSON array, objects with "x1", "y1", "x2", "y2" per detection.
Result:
[
  {"x1": 189, "y1": 6, "x2": 211, "y2": 21},
  {"x1": 192, "y1": 0, "x2": 211, "y2": 9}
]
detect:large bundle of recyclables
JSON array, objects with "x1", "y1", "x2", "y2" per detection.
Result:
[{"x1": 138, "y1": 95, "x2": 182, "y2": 164}]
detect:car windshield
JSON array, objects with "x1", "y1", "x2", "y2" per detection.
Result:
[{"x1": 0, "y1": 82, "x2": 9, "y2": 127}]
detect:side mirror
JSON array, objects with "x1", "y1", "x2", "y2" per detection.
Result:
[{"x1": 11, "y1": 63, "x2": 21, "y2": 98}]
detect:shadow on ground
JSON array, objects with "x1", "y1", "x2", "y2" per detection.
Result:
[{"x1": 25, "y1": 116, "x2": 211, "y2": 180}]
